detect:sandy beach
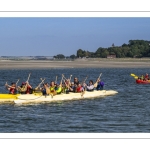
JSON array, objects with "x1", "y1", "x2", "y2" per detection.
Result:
[{"x1": 0, "y1": 58, "x2": 150, "y2": 69}]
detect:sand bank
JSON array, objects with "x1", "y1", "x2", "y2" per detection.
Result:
[{"x1": 0, "y1": 59, "x2": 150, "y2": 69}]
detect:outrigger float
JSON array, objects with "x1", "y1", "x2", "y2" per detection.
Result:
[{"x1": 0, "y1": 90, "x2": 118, "y2": 104}]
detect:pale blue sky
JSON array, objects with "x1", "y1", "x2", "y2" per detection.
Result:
[{"x1": 0, "y1": 17, "x2": 150, "y2": 56}]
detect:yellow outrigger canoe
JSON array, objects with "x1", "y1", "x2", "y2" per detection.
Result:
[{"x1": 0, "y1": 90, "x2": 118, "y2": 104}]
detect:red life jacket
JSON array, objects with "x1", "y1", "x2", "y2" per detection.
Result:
[
  {"x1": 10, "y1": 87, "x2": 15, "y2": 94},
  {"x1": 145, "y1": 75, "x2": 149, "y2": 79},
  {"x1": 76, "y1": 86, "x2": 82, "y2": 92},
  {"x1": 26, "y1": 86, "x2": 31, "y2": 94}
]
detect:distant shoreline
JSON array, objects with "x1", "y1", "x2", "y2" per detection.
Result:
[{"x1": 0, "y1": 59, "x2": 150, "y2": 69}]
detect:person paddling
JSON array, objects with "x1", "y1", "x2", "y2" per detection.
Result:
[
  {"x1": 68, "y1": 82, "x2": 76, "y2": 92},
  {"x1": 145, "y1": 73, "x2": 149, "y2": 79},
  {"x1": 18, "y1": 82, "x2": 27, "y2": 94},
  {"x1": 25, "y1": 81, "x2": 33, "y2": 94},
  {"x1": 73, "y1": 77, "x2": 79, "y2": 92},
  {"x1": 74, "y1": 77, "x2": 79, "y2": 85},
  {"x1": 18, "y1": 81, "x2": 33, "y2": 94},
  {"x1": 5, "y1": 82, "x2": 17, "y2": 94},
  {"x1": 96, "y1": 78, "x2": 104, "y2": 90},
  {"x1": 76, "y1": 83, "x2": 84, "y2": 93},
  {"x1": 41, "y1": 83, "x2": 49, "y2": 95},
  {"x1": 85, "y1": 80, "x2": 95, "y2": 91},
  {"x1": 49, "y1": 81, "x2": 57, "y2": 96},
  {"x1": 55, "y1": 83, "x2": 62, "y2": 94}
]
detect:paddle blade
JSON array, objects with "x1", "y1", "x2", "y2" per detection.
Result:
[
  {"x1": 94, "y1": 82, "x2": 98, "y2": 88},
  {"x1": 130, "y1": 73, "x2": 135, "y2": 77},
  {"x1": 130, "y1": 73, "x2": 138, "y2": 79}
]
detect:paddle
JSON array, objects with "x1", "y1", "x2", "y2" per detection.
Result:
[
  {"x1": 130, "y1": 73, "x2": 138, "y2": 79},
  {"x1": 98, "y1": 73, "x2": 102, "y2": 79},
  {"x1": 35, "y1": 78, "x2": 45, "y2": 89},
  {"x1": 82, "y1": 76, "x2": 88, "y2": 84},
  {"x1": 60, "y1": 75, "x2": 64, "y2": 85},
  {"x1": 62, "y1": 74, "x2": 68, "y2": 81},
  {"x1": 55, "y1": 76, "x2": 58, "y2": 84},
  {"x1": 66, "y1": 74, "x2": 72, "y2": 86},
  {"x1": 16, "y1": 79, "x2": 20, "y2": 86},
  {"x1": 5, "y1": 81, "x2": 9, "y2": 89},
  {"x1": 5, "y1": 81, "x2": 7, "y2": 86},
  {"x1": 69, "y1": 75, "x2": 72, "y2": 82},
  {"x1": 80, "y1": 76, "x2": 88, "y2": 97},
  {"x1": 94, "y1": 73, "x2": 102, "y2": 88},
  {"x1": 26, "y1": 73, "x2": 31, "y2": 82}
]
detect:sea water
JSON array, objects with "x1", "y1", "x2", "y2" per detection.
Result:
[{"x1": 0, "y1": 68, "x2": 150, "y2": 132}]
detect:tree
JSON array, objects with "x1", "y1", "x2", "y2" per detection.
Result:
[
  {"x1": 77, "y1": 49, "x2": 83, "y2": 57},
  {"x1": 70, "y1": 54, "x2": 76, "y2": 59},
  {"x1": 55, "y1": 54, "x2": 65, "y2": 59},
  {"x1": 101, "y1": 50, "x2": 109, "y2": 58},
  {"x1": 112, "y1": 43, "x2": 115, "y2": 47}
]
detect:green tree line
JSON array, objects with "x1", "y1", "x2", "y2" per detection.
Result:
[
  {"x1": 53, "y1": 40, "x2": 150, "y2": 59},
  {"x1": 77, "y1": 40, "x2": 150, "y2": 58}
]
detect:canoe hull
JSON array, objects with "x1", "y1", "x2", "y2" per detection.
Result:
[
  {"x1": 0, "y1": 90, "x2": 118, "y2": 104},
  {"x1": 136, "y1": 79, "x2": 150, "y2": 84},
  {"x1": 15, "y1": 90, "x2": 118, "y2": 104}
]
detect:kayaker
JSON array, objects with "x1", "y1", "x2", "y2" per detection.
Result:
[
  {"x1": 18, "y1": 82, "x2": 27, "y2": 94},
  {"x1": 63, "y1": 80, "x2": 70, "y2": 94},
  {"x1": 18, "y1": 81, "x2": 33, "y2": 94},
  {"x1": 76, "y1": 83, "x2": 84, "y2": 93},
  {"x1": 25, "y1": 81, "x2": 33, "y2": 94},
  {"x1": 85, "y1": 80, "x2": 94, "y2": 91},
  {"x1": 5, "y1": 82, "x2": 17, "y2": 94},
  {"x1": 73, "y1": 77, "x2": 79, "y2": 92},
  {"x1": 41, "y1": 83, "x2": 46, "y2": 95},
  {"x1": 145, "y1": 73, "x2": 149, "y2": 79},
  {"x1": 55, "y1": 83, "x2": 62, "y2": 94},
  {"x1": 96, "y1": 79, "x2": 104, "y2": 90},
  {"x1": 68, "y1": 82, "x2": 76, "y2": 92},
  {"x1": 49, "y1": 81, "x2": 57, "y2": 96},
  {"x1": 141, "y1": 75, "x2": 144, "y2": 80},
  {"x1": 41, "y1": 83, "x2": 50, "y2": 95},
  {"x1": 74, "y1": 77, "x2": 79, "y2": 85}
]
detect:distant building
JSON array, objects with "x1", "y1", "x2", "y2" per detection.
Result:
[{"x1": 107, "y1": 54, "x2": 116, "y2": 58}]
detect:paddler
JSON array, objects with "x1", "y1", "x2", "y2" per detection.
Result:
[
  {"x1": 5, "y1": 82, "x2": 17, "y2": 94},
  {"x1": 74, "y1": 77, "x2": 79, "y2": 85},
  {"x1": 68, "y1": 82, "x2": 76, "y2": 92},
  {"x1": 73, "y1": 77, "x2": 79, "y2": 92},
  {"x1": 85, "y1": 80, "x2": 94, "y2": 91},
  {"x1": 41, "y1": 83, "x2": 49, "y2": 95},
  {"x1": 55, "y1": 83, "x2": 62, "y2": 94},
  {"x1": 96, "y1": 78, "x2": 104, "y2": 90},
  {"x1": 49, "y1": 81, "x2": 57, "y2": 96},
  {"x1": 18, "y1": 82, "x2": 27, "y2": 94},
  {"x1": 76, "y1": 83, "x2": 84, "y2": 93},
  {"x1": 25, "y1": 81, "x2": 33, "y2": 94},
  {"x1": 18, "y1": 81, "x2": 33, "y2": 94},
  {"x1": 145, "y1": 73, "x2": 149, "y2": 79}
]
